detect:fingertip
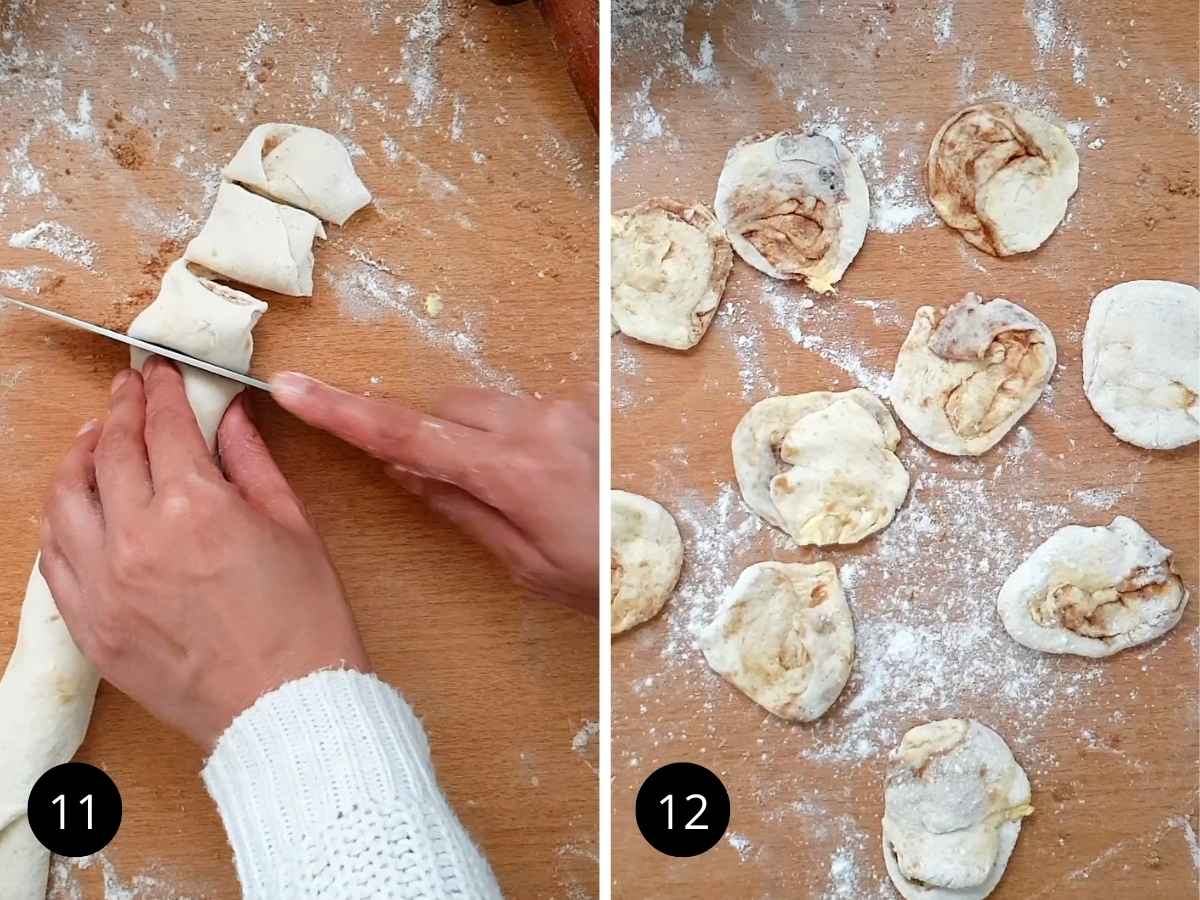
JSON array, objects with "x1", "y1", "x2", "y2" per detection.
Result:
[
  {"x1": 110, "y1": 368, "x2": 136, "y2": 396},
  {"x1": 270, "y1": 371, "x2": 319, "y2": 408},
  {"x1": 76, "y1": 417, "x2": 99, "y2": 437}
]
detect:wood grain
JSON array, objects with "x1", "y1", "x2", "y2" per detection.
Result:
[
  {"x1": 612, "y1": 2, "x2": 1198, "y2": 898},
  {"x1": 0, "y1": 2, "x2": 597, "y2": 898}
]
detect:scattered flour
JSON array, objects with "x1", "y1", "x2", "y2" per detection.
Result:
[
  {"x1": 1073, "y1": 486, "x2": 1125, "y2": 509},
  {"x1": 727, "y1": 831, "x2": 753, "y2": 861},
  {"x1": 0, "y1": 264, "x2": 54, "y2": 294},
  {"x1": 571, "y1": 720, "x2": 599, "y2": 753},
  {"x1": 125, "y1": 21, "x2": 177, "y2": 81},
  {"x1": 9, "y1": 221, "x2": 97, "y2": 270},
  {"x1": 390, "y1": 0, "x2": 448, "y2": 125},
  {"x1": 933, "y1": 0, "x2": 954, "y2": 47},
  {"x1": 48, "y1": 853, "x2": 198, "y2": 900}
]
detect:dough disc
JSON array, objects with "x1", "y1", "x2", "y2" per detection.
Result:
[
  {"x1": 889, "y1": 292, "x2": 1056, "y2": 456},
  {"x1": 611, "y1": 198, "x2": 732, "y2": 350},
  {"x1": 611, "y1": 490, "x2": 683, "y2": 634},
  {"x1": 882, "y1": 719, "x2": 1032, "y2": 900},
  {"x1": 1081, "y1": 279, "x2": 1200, "y2": 449},
  {"x1": 698, "y1": 561, "x2": 854, "y2": 721},
  {"x1": 714, "y1": 131, "x2": 869, "y2": 292},
  {"x1": 927, "y1": 102, "x2": 1078, "y2": 256},
  {"x1": 997, "y1": 516, "x2": 1189, "y2": 657},
  {"x1": 731, "y1": 389, "x2": 908, "y2": 545}
]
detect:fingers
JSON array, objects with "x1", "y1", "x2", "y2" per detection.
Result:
[
  {"x1": 272, "y1": 372, "x2": 505, "y2": 503},
  {"x1": 142, "y1": 356, "x2": 219, "y2": 484},
  {"x1": 43, "y1": 418, "x2": 105, "y2": 566},
  {"x1": 432, "y1": 387, "x2": 535, "y2": 432},
  {"x1": 94, "y1": 369, "x2": 153, "y2": 518},
  {"x1": 391, "y1": 470, "x2": 554, "y2": 586},
  {"x1": 217, "y1": 395, "x2": 310, "y2": 531}
]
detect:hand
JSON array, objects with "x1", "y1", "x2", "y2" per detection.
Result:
[
  {"x1": 39, "y1": 357, "x2": 369, "y2": 749},
  {"x1": 270, "y1": 373, "x2": 599, "y2": 615}
]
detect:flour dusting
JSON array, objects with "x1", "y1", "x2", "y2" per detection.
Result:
[
  {"x1": 9, "y1": 221, "x2": 97, "y2": 270},
  {"x1": 390, "y1": 0, "x2": 447, "y2": 125},
  {"x1": 49, "y1": 853, "x2": 198, "y2": 900}
]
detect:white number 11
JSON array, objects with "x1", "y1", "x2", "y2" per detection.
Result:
[{"x1": 51, "y1": 794, "x2": 93, "y2": 830}]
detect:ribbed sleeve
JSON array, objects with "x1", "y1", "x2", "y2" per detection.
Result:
[{"x1": 201, "y1": 669, "x2": 503, "y2": 899}]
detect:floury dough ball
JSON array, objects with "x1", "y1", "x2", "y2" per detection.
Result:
[
  {"x1": 882, "y1": 719, "x2": 1033, "y2": 900},
  {"x1": 610, "y1": 490, "x2": 683, "y2": 634},
  {"x1": 698, "y1": 561, "x2": 855, "y2": 722},
  {"x1": 927, "y1": 102, "x2": 1078, "y2": 256},
  {"x1": 1081, "y1": 279, "x2": 1200, "y2": 449},
  {"x1": 731, "y1": 389, "x2": 908, "y2": 546},
  {"x1": 997, "y1": 516, "x2": 1189, "y2": 657},
  {"x1": 610, "y1": 199, "x2": 733, "y2": 350},
  {"x1": 889, "y1": 292, "x2": 1056, "y2": 456},
  {"x1": 714, "y1": 131, "x2": 869, "y2": 293}
]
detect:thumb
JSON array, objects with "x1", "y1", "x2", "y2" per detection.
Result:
[{"x1": 218, "y1": 394, "x2": 310, "y2": 531}]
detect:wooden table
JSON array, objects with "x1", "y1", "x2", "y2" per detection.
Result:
[
  {"x1": 612, "y1": 2, "x2": 1198, "y2": 897},
  {"x1": 0, "y1": 2, "x2": 597, "y2": 897}
]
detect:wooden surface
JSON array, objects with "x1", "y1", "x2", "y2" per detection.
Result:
[
  {"x1": 0, "y1": 2, "x2": 598, "y2": 898},
  {"x1": 612, "y1": 2, "x2": 1198, "y2": 898}
]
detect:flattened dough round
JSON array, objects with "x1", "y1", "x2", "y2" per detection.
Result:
[
  {"x1": 698, "y1": 561, "x2": 853, "y2": 721},
  {"x1": 998, "y1": 516, "x2": 1189, "y2": 657},
  {"x1": 1081, "y1": 279, "x2": 1200, "y2": 449},
  {"x1": 883, "y1": 719, "x2": 1032, "y2": 900},
  {"x1": 890, "y1": 292, "x2": 1056, "y2": 456},
  {"x1": 731, "y1": 390, "x2": 908, "y2": 545},
  {"x1": 714, "y1": 131, "x2": 869, "y2": 293},
  {"x1": 928, "y1": 103, "x2": 1078, "y2": 256},
  {"x1": 611, "y1": 490, "x2": 683, "y2": 634},
  {"x1": 611, "y1": 198, "x2": 733, "y2": 349}
]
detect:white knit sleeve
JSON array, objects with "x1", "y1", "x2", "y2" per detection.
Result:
[{"x1": 201, "y1": 669, "x2": 504, "y2": 899}]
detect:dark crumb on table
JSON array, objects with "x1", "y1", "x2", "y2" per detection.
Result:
[
  {"x1": 140, "y1": 238, "x2": 182, "y2": 280},
  {"x1": 1165, "y1": 175, "x2": 1198, "y2": 198},
  {"x1": 43, "y1": 274, "x2": 65, "y2": 295}
]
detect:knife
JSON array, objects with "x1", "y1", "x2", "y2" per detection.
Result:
[{"x1": 1, "y1": 295, "x2": 272, "y2": 392}]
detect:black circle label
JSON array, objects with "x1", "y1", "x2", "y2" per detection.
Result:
[
  {"x1": 635, "y1": 762, "x2": 730, "y2": 857},
  {"x1": 27, "y1": 762, "x2": 122, "y2": 857}
]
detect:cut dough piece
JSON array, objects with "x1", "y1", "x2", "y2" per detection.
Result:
[
  {"x1": 927, "y1": 102, "x2": 1078, "y2": 256},
  {"x1": 997, "y1": 516, "x2": 1189, "y2": 657},
  {"x1": 698, "y1": 561, "x2": 853, "y2": 721},
  {"x1": 883, "y1": 719, "x2": 1032, "y2": 900},
  {"x1": 185, "y1": 181, "x2": 326, "y2": 296},
  {"x1": 731, "y1": 390, "x2": 908, "y2": 545},
  {"x1": 129, "y1": 260, "x2": 268, "y2": 449},
  {"x1": 1081, "y1": 280, "x2": 1199, "y2": 450},
  {"x1": 611, "y1": 491, "x2": 683, "y2": 634},
  {"x1": 611, "y1": 198, "x2": 732, "y2": 349},
  {"x1": 889, "y1": 292, "x2": 1056, "y2": 456},
  {"x1": 0, "y1": 259, "x2": 266, "y2": 898},
  {"x1": 224, "y1": 123, "x2": 372, "y2": 226},
  {"x1": 714, "y1": 131, "x2": 869, "y2": 293}
]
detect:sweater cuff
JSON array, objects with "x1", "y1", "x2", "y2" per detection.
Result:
[{"x1": 202, "y1": 669, "x2": 502, "y2": 899}]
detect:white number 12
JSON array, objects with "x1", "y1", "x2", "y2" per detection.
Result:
[{"x1": 659, "y1": 793, "x2": 708, "y2": 830}]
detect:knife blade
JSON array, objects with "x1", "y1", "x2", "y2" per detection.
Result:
[{"x1": 2, "y1": 295, "x2": 272, "y2": 392}]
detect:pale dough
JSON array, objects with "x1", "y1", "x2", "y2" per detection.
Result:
[
  {"x1": 0, "y1": 260, "x2": 266, "y2": 898},
  {"x1": 224, "y1": 123, "x2": 372, "y2": 226},
  {"x1": 611, "y1": 490, "x2": 683, "y2": 634},
  {"x1": 997, "y1": 516, "x2": 1189, "y2": 658},
  {"x1": 714, "y1": 131, "x2": 869, "y2": 293},
  {"x1": 185, "y1": 181, "x2": 326, "y2": 296},
  {"x1": 731, "y1": 390, "x2": 908, "y2": 545},
  {"x1": 927, "y1": 102, "x2": 1078, "y2": 256},
  {"x1": 611, "y1": 198, "x2": 732, "y2": 350},
  {"x1": 698, "y1": 561, "x2": 853, "y2": 722},
  {"x1": 889, "y1": 292, "x2": 1056, "y2": 456},
  {"x1": 1081, "y1": 279, "x2": 1200, "y2": 450},
  {"x1": 882, "y1": 719, "x2": 1032, "y2": 900}
]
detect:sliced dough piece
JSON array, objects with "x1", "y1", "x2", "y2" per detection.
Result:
[
  {"x1": 698, "y1": 561, "x2": 853, "y2": 721},
  {"x1": 731, "y1": 390, "x2": 908, "y2": 545},
  {"x1": 185, "y1": 181, "x2": 326, "y2": 296},
  {"x1": 714, "y1": 131, "x2": 869, "y2": 293},
  {"x1": 889, "y1": 292, "x2": 1056, "y2": 456},
  {"x1": 0, "y1": 259, "x2": 267, "y2": 898},
  {"x1": 224, "y1": 123, "x2": 372, "y2": 226},
  {"x1": 998, "y1": 516, "x2": 1189, "y2": 657},
  {"x1": 129, "y1": 260, "x2": 268, "y2": 449},
  {"x1": 1081, "y1": 280, "x2": 1200, "y2": 450},
  {"x1": 883, "y1": 719, "x2": 1032, "y2": 900},
  {"x1": 611, "y1": 198, "x2": 732, "y2": 349},
  {"x1": 927, "y1": 102, "x2": 1079, "y2": 256},
  {"x1": 611, "y1": 490, "x2": 683, "y2": 634}
]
